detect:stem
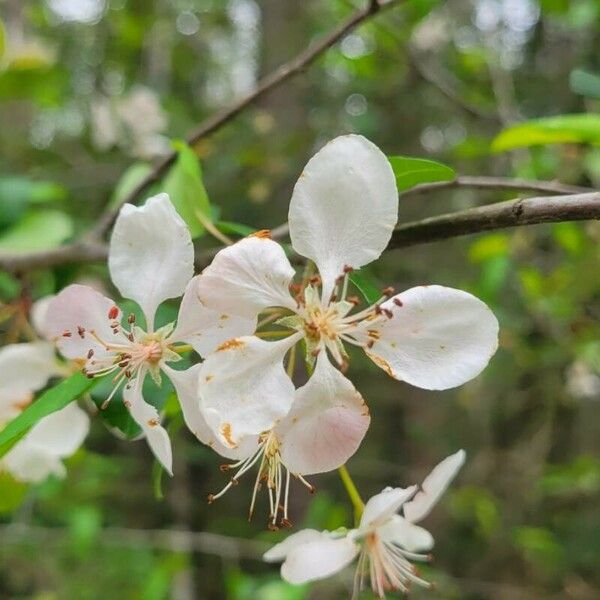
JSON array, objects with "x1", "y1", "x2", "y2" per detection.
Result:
[
  {"x1": 255, "y1": 330, "x2": 293, "y2": 339},
  {"x1": 338, "y1": 465, "x2": 364, "y2": 525}
]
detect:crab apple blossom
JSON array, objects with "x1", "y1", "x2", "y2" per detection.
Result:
[
  {"x1": 194, "y1": 135, "x2": 497, "y2": 467},
  {"x1": 202, "y1": 348, "x2": 370, "y2": 527},
  {"x1": 0, "y1": 342, "x2": 90, "y2": 483},
  {"x1": 45, "y1": 194, "x2": 255, "y2": 474},
  {"x1": 264, "y1": 450, "x2": 465, "y2": 598}
]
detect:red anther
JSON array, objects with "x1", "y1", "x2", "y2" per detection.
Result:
[
  {"x1": 347, "y1": 295, "x2": 361, "y2": 305},
  {"x1": 382, "y1": 308, "x2": 393, "y2": 319},
  {"x1": 207, "y1": 494, "x2": 215, "y2": 504},
  {"x1": 309, "y1": 275, "x2": 321, "y2": 286},
  {"x1": 219, "y1": 464, "x2": 231, "y2": 472},
  {"x1": 87, "y1": 349, "x2": 94, "y2": 359},
  {"x1": 62, "y1": 331, "x2": 72, "y2": 337},
  {"x1": 289, "y1": 283, "x2": 302, "y2": 294},
  {"x1": 393, "y1": 298, "x2": 403, "y2": 307},
  {"x1": 77, "y1": 326, "x2": 86, "y2": 338},
  {"x1": 230, "y1": 478, "x2": 239, "y2": 486},
  {"x1": 108, "y1": 306, "x2": 119, "y2": 320},
  {"x1": 280, "y1": 518, "x2": 293, "y2": 528},
  {"x1": 125, "y1": 370, "x2": 132, "y2": 378},
  {"x1": 127, "y1": 313, "x2": 136, "y2": 324},
  {"x1": 382, "y1": 286, "x2": 395, "y2": 297},
  {"x1": 343, "y1": 265, "x2": 354, "y2": 274}
]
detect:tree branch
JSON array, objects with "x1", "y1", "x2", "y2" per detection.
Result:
[{"x1": 388, "y1": 192, "x2": 600, "y2": 249}]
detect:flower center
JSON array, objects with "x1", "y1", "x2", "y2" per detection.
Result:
[{"x1": 207, "y1": 430, "x2": 315, "y2": 530}]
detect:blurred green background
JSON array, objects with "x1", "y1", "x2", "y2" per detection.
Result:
[{"x1": 1, "y1": 0, "x2": 600, "y2": 598}]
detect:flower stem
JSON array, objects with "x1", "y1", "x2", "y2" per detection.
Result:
[{"x1": 338, "y1": 465, "x2": 364, "y2": 525}]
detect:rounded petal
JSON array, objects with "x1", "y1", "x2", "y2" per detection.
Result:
[
  {"x1": 403, "y1": 449, "x2": 465, "y2": 524},
  {"x1": 45, "y1": 284, "x2": 126, "y2": 360},
  {"x1": 170, "y1": 276, "x2": 257, "y2": 357},
  {"x1": 360, "y1": 486, "x2": 418, "y2": 530},
  {"x1": 197, "y1": 236, "x2": 297, "y2": 321},
  {"x1": 263, "y1": 529, "x2": 323, "y2": 562},
  {"x1": 288, "y1": 135, "x2": 398, "y2": 299},
  {"x1": 109, "y1": 193, "x2": 194, "y2": 329},
  {"x1": 367, "y1": 286, "x2": 499, "y2": 390},
  {"x1": 379, "y1": 515, "x2": 434, "y2": 553},
  {"x1": 277, "y1": 352, "x2": 370, "y2": 475},
  {"x1": 3, "y1": 443, "x2": 65, "y2": 483},
  {"x1": 123, "y1": 372, "x2": 173, "y2": 475},
  {"x1": 31, "y1": 295, "x2": 54, "y2": 339},
  {"x1": 0, "y1": 343, "x2": 59, "y2": 420},
  {"x1": 162, "y1": 364, "x2": 255, "y2": 461},
  {"x1": 25, "y1": 403, "x2": 90, "y2": 458},
  {"x1": 280, "y1": 534, "x2": 359, "y2": 585},
  {"x1": 198, "y1": 333, "x2": 302, "y2": 448}
]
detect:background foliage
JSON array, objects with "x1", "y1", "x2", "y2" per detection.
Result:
[{"x1": 1, "y1": 0, "x2": 599, "y2": 598}]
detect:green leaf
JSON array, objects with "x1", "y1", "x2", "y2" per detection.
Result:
[
  {"x1": 0, "y1": 19, "x2": 5, "y2": 63},
  {"x1": 109, "y1": 163, "x2": 153, "y2": 210},
  {"x1": 387, "y1": 156, "x2": 455, "y2": 191},
  {"x1": 162, "y1": 141, "x2": 211, "y2": 238},
  {"x1": 492, "y1": 114, "x2": 600, "y2": 151},
  {"x1": 0, "y1": 209, "x2": 73, "y2": 253},
  {"x1": 569, "y1": 68, "x2": 600, "y2": 100},
  {"x1": 216, "y1": 220, "x2": 256, "y2": 237},
  {"x1": 0, "y1": 472, "x2": 28, "y2": 514},
  {"x1": 0, "y1": 372, "x2": 100, "y2": 458},
  {"x1": 349, "y1": 271, "x2": 381, "y2": 304}
]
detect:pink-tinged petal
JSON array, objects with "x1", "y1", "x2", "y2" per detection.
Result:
[
  {"x1": 2, "y1": 444, "x2": 65, "y2": 483},
  {"x1": 280, "y1": 534, "x2": 360, "y2": 585},
  {"x1": 123, "y1": 371, "x2": 173, "y2": 475},
  {"x1": 0, "y1": 343, "x2": 59, "y2": 421},
  {"x1": 288, "y1": 135, "x2": 398, "y2": 300},
  {"x1": 109, "y1": 193, "x2": 194, "y2": 329},
  {"x1": 367, "y1": 286, "x2": 499, "y2": 390},
  {"x1": 379, "y1": 515, "x2": 434, "y2": 553},
  {"x1": 198, "y1": 333, "x2": 302, "y2": 448},
  {"x1": 403, "y1": 449, "x2": 465, "y2": 524},
  {"x1": 25, "y1": 402, "x2": 90, "y2": 457},
  {"x1": 359, "y1": 486, "x2": 418, "y2": 530},
  {"x1": 31, "y1": 295, "x2": 54, "y2": 339},
  {"x1": 197, "y1": 236, "x2": 297, "y2": 321},
  {"x1": 45, "y1": 284, "x2": 127, "y2": 360},
  {"x1": 162, "y1": 364, "x2": 255, "y2": 461},
  {"x1": 171, "y1": 276, "x2": 257, "y2": 357},
  {"x1": 263, "y1": 529, "x2": 324, "y2": 562},
  {"x1": 277, "y1": 352, "x2": 370, "y2": 475}
]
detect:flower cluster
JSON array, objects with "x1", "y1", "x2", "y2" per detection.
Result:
[{"x1": 3, "y1": 134, "x2": 500, "y2": 596}]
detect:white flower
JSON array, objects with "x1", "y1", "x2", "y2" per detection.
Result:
[
  {"x1": 45, "y1": 194, "x2": 255, "y2": 474},
  {"x1": 0, "y1": 342, "x2": 90, "y2": 483},
  {"x1": 194, "y1": 135, "x2": 496, "y2": 521},
  {"x1": 264, "y1": 450, "x2": 466, "y2": 598}
]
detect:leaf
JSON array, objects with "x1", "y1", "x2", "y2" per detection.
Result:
[
  {"x1": 216, "y1": 220, "x2": 256, "y2": 237},
  {"x1": 0, "y1": 472, "x2": 28, "y2": 514},
  {"x1": 569, "y1": 69, "x2": 600, "y2": 100},
  {"x1": 492, "y1": 114, "x2": 600, "y2": 151},
  {"x1": 161, "y1": 141, "x2": 211, "y2": 238},
  {"x1": 349, "y1": 271, "x2": 381, "y2": 304},
  {"x1": 109, "y1": 163, "x2": 153, "y2": 210},
  {"x1": 0, "y1": 19, "x2": 5, "y2": 63},
  {"x1": 387, "y1": 156, "x2": 455, "y2": 191},
  {"x1": 0, "y1": 209, "x2": 73, "y2": 253},
  {"x1": 0, "y1": 372, "x2": 99, "y2": 458}
]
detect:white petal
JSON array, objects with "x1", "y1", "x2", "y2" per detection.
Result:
[
  {"x1": 45, "y1": 284, "x2": 127, "y2": 360},
  {"x1": 288, "y1": 135, "x2": 398, "y2": 299},
  {"x1": 359, "y1": 486, "x2": 418, "y2": 529},
  {"x1": 171, "y1": 276, "x2": 257, "y2": 356},
  {"x1": 379, "y1": 515, "x2": 434, "y2": 553},
  {"x1": 162, "y1": 364, "x2": 254, "y2": 461},
  {"x1": 0, "y1": 343, "x2": 59, "y2": 421},
  {"x1": 403, "y1": 449, "x2": 466, "y2": 524},
  {"x1": 263, "y1": 529, "x2": 324, "y2": 562},
  {"x1": 109, "y1": 193, "x2": 194, "y2": 329},
  {"x1": 367, "y1": 286, "x2": 499, "y2": 390},
  {"x1": 3, "y1": 443, "x2": 65, "y2": 483},
  {"x1": 197, "y1": 236, "x2": 297, "y2": 321},
  {"x1": 198, "y1": 333, "x2": 302, "y2": 448},
  {"x1": 277, "y1": 352, "x2": 370, "y2": 475},
  {"x1": 25, "y1": 403, "x2": 90, "y2": 457},
  {"x1": 280, "y1": 534, "x2": 359, "y2": 585},
  {"x1": 31, "y1": 295, "x2": 54, "y2": 339},
  {"x1": 123, "y1": 372, "x2": 173, "y2": 475}
]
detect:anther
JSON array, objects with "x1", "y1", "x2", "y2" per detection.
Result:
[
  {"x1": 367, "y1": 340, "x2": 375, "y2": 349},
  {"x1": 382, "y1": 308, "x2": 393, "y2": 319},
  {"x1": 86, "y1": 373, "x2": 94, "y2": 379},
  {"x1": 219, "y1": 464, "x2": 231, "y2": 472},
  {"x1": 207, "y1": 494, "x2": 215, "y2": 504},
  {"x1": 125, "y1": 370, "x2": 132, "y2": 378},
  {"x1": 280, "y1": 518, "x2": 293, "y2": 528},
  {"x1": 128, "y1": 313, "x2": 136, "y2": 324},
  {"x1": 347, "y1": 295, "x2": 361, "y2": 305},
  {"x1": 309, "y1": 275, "x2": 321, "y2": 286},
  {"x1": 374, "y1": 305, "x2": 383, "y2": 315},
  {"x1": 382, "y1": 286, "x2": 395, "y2": 297},
  {"x1": 393, "y1": 298, "x2": 403, "y2": 307},
  {"x1": 87, "y1": 349, "x2": 94, "y2": 359},
  {"x1": 108, "y1": 306, "x2": 119, "y2": 320},
  {"x1": 62, "y1": 331, "x2": 72, "y2": 337},
  {"x1": 230, "y1": 478, "x2": 239, "y2": 486},
  {"x1": 118, "y1": 360, "x2": 129, "y2": 368},
  {"x1": 267, "y1": 522, "x2": 279, "y2": 531},
  {"x1": 77, "y1": 326, "x2": 86, "y2": 338},
  {"x1": 127, "y1": 333, "x2": 134, "y2": 342},
  {"x1": 343, "y1": 265, "x2": 354, "y2": 274}
]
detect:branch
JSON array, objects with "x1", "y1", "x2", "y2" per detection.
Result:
[
  {"x1": 91, "y1": 0, "x2": 401, "y2": 238},
  {"x1": 388, "y1": 192, "x2": 600, "y2": 249}
]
